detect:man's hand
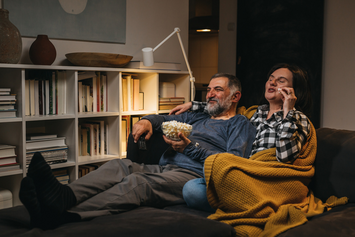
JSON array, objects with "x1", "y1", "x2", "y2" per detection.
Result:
[
  {"x1": 163, "y1": 132, "x2": 191, "y2": 153},
  {"x1": 169, "y1": 102, "x2": 192, "y2": 115},
  {"x1": 131, "y1": 119, "x2": 153, "y2": 143}
]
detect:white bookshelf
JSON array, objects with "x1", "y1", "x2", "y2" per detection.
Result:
[{"x1": 0, "y1": 63, "x2": 190, "y2": 206}]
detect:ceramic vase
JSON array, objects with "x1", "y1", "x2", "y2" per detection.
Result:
[
  {"x1": 0, "y1": 9, "x2": 22, "y2": 64},
  {"x1": 29, "y1": 35, "x2": 57, "y2": 65}
]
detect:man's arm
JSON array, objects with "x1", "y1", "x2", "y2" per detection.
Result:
[{"x1": 169, "y1": 101, "x2": 207, "y2": 115}]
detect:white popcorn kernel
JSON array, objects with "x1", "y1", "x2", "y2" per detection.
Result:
[{"x1": 161, "y1": 120, "x2": 192, "y2": 141}]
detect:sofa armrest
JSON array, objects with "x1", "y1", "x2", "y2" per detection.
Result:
[{"x1": 126, "y1": 132, "x2": 169, "y2": 165}]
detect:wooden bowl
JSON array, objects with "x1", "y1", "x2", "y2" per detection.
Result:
[{"x1": 65, "y1": 52, "x2": 133, "y2": 67}]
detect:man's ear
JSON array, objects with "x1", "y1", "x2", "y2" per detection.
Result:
[{"x1": 232, "y1": 91, "x2": 241, "y2": 102}]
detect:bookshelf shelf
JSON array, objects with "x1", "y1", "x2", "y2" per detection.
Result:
[{"x1": 0, "y1": 63, "x2": 190, "y2": 206}]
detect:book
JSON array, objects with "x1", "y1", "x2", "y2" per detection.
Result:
[
  {"x1": 0, "y1": 94, "x2": 16, "y2": 101},
  {"x1": 57, "y1": 71, "x2": 67, "y2": 115},
  {"x1": 96, "y1": 72, "x2": 101, "y2": 112},
  {"x1": 78, "y1": 81, "x2": 83, "y2": 112},
  {"x1": 81, "y1": 127, "x2": 89, "y2": 156},
  {"x1": 0, "y1": 156, "x2": 17, "y2": 166},
  {"x1": 101, "y1": 74, "x2": 107, "y2": 112},
  {"x1": 159, "y1": 104, "x2": 183, "y2": 110},
  {"x1": 0, "y1": 110, "x2": 17, "y2": 118},
  {"x1": 0, "y1": 92, "x2": 10, "y2": 95},
  {"x1": 52, "y1": 71, "x2": 57, "y2": 115},
  {"x1": 133, "y1": 78, "x2": 140, "y2": 110},
  {"x1": 0, "y1": 88, "x2": 11, "y2": 92},
  {"x1": 0, "y1": 101, "x2": 16, "y2": 105},
  {"x1": 83, "y1": 120, "x2": 105, "y2": 155},
  {"x1": 121, "y1": 118, "x2": 127, "y2": 154},
  {"x1": 26, "y1": 146, "x2": 68, "y2": 167},
  {"x1": 0, "y1": 105, "x2": 15, "y2": 110},
  {"x1": 29, "y1": 79, "x2": 35, "y2": 116},
  {"x1": 26, "y1": 133, "x2": 57, "y2": 140},
  {"x1": 122, "y1": 77, "x2": 128, "y2": 111},
  {"x1": 125, "y1": 61, "x2": 181, "y2": 71},
  {"x1": 0, "y1": 163, "x2": 20, "y2": 172},
  {"x1": 34, "y1": 80, "x2": 39, "y2": 116},
  {"x1": 26, "y1": 137, "x2": 66, "y2": 150},
  {"x1": 0, "y1": 144, "x2": 16, "y2": 158},
  {"x1": 139, "y1": 92, "x2": 144, "y2": 110},
  {"x1": 45, "y1": 79, "x2": 50, "y2": 115},
  {"x1": 25, "y1": 80, "x2": 30, "y2": 116}
]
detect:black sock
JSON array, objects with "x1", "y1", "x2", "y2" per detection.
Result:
[
  {"x1": 19, "y1": 177, "x2": 42, "y2": 228},
  {"x1": 19, "y1": 176, "x2": 81, "y2": 230},
  {"x1": 27, "y1": 152, "x2": 77, "y2": 213}
]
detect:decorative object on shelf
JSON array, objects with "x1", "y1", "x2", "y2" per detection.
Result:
[
  {"x1": 29, "y1": 34, "x2": 56, "y2": 65},
  {"x1": 0, "y1": 9, "x2": 22, "y2": 64},
  {"x1": 65, "y1": 52, "x2": 133, "y2": 67},
  {"x1": 142, "y1": 27, "x2": 195, "y2": 100}
]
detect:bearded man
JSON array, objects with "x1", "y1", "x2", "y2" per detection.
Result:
[{"x1": 19, "y1": 73, "x2": 256, "y2": 229}]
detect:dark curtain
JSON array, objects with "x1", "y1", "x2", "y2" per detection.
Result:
[{"x1": 236, "y1": 0, "x2": 324, "y2": 128}]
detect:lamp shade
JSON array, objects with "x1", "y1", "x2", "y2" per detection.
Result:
[{"x1": 142, "y1": 47, "x2": 154, "y2": 66}]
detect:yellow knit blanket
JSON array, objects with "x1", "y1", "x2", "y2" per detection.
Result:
[{"x1": 204, "y1": 106, "x2": 348, "y2": 237}]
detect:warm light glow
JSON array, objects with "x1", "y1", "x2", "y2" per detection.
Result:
[{"x1": 196, "y1": 29, "x2": 211, "y2": 32}]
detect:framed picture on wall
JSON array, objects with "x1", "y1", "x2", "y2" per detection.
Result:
[{"x1": 4, "y1": 0, "x2": 126, "y2": 44}]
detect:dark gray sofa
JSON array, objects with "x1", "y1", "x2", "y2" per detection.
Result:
[{"x1": 1, "y1": 127, "x2": 355, "y2": 236}]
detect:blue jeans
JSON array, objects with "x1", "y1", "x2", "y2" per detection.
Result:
[{"x1": 182, "y1": 178, "x2": 215, "y2": 213}]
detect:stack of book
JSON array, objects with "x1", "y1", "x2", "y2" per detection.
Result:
[
  {"x1": 79, "y1": 163, "x2": 103, "y2": 178},
  {"x1": 25, "y1": 70, "x2": 67, "y2": 116},
  {"x1": 122, "y1": 74, "x2": 144, "y2": 111},
  {"x1": 0, "y1": 144, "x2": 20, "y2": 171},
  {"x1": 79, "y1": 120, "x2": 108, "y2": 156},
  {"x1": 159, "y1": 97, "x2": 185, "y2": 110},
  {"x1": 53, "y1": 168, "x2": 70, "y2": 185},
  {"x1": 26, "y1": 134, "x2": 68, "y2": 167},
  {"x1": 78, "y1": 71, "x2": 108, "y2": 113},
  {"x1": 0, "y1": 88, "x2": 17, "y2": 118}
]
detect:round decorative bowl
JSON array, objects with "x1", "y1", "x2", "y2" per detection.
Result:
[
  {"x1": 161, "y1": 121, "x2": 192, "y2": 141},
  {"x1": 65, "y1": 52, "x2": 133, "y2": 67}
]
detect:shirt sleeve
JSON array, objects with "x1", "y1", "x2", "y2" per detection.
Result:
[
  {"x1": 276, "y1": 110, "x2": 310, "y2": 163},
  {"x1": 191, "y1": 101, "x2": 208, "y2": 113},
  {"x1": 183, "y1": 115, "x2": 256, "y2": 162}
]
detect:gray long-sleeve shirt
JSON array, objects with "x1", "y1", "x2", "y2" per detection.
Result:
[{"x1": 143, "y1": 111, "x2": 256, "y2": 176}]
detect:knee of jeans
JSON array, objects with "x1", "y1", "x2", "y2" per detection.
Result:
[{"x1": 183, "y1": 179, "x2": 202, "y2": 206}]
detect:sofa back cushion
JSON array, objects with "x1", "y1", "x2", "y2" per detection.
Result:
[{"x1": 309, "y1": 128, "x2": 355, "y2": 202}]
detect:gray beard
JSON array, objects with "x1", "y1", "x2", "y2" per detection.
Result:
[{"x1": 206, "y1": 96, "x2": 232, "y2": 117}]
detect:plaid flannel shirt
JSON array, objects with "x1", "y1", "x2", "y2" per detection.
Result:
[
  {"x1": 191, "y1": 102, "x2": 310, "y2": 163},
  {"x1": 249, "y1": 104, "x2": 310, "y2": 163}
]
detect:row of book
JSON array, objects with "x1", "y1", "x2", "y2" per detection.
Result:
[
  {"x1": 26, "y1": 133, "x2": 68, "y2": 167},
  {"x1": 79, "y1": 120, "x2": 108, "y2": 156},
  {"x1": 122, "y1": 74, "x2": 144, "y2": 111},
  {"x1": 53, "y1": 168, "x2": 70, "y2": 185},
  {"x1": 25, "y1": 70, "x2": 67, "y2": 116},
  {"x1": 0, "y1": 144, "x2": 20, "y2": 171},
  {"x1": 159, "y1": 97, "x2": 185, "y2": 110},
  {"x1": 121, "y1": 115, "x2": 143, "y2": 154},
  {"x1": 0, "y1": 88, "x2": 17, "y2": 118},
  {"x1": 79, "y1": 163, "x2": 104, "y2": 178},
  {"x1": 78, "y1": 71, "x2": 108, "y2": 113}
]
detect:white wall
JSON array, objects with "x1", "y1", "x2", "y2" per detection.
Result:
[
  {"x1": 322, "y1": 0, "x2": 355, "y2": 130},
  {"x1": 16, "y1": 0, "x2": 189, "y2": 70},
  {"x1": 218, "y1": 0, "x2": 237, "y2": 74}
]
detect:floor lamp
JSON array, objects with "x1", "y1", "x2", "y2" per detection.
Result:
[{"x1": 142, "y1": 27, "x2": 195, "y2": 101}]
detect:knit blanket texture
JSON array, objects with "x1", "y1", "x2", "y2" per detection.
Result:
[{"x1": 204, "y1": 106, "x2": 348, "y2": 236}]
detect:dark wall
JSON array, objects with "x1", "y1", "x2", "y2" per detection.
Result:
[{"x1": 236, "y1": 0, "x2": 324, "y2": 128}]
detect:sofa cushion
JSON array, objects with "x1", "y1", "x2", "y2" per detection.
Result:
[
  {"x1": 0, "y1": 205, "x2": 236, "y2": 237},
  {"x1": 310, "y1": 128, "x2": 355, "y2": 202},
  {"x1": 278, "y1": 203, "x2": 355, "y2": 236}
]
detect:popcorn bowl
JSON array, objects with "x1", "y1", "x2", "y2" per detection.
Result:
[{"x1": 161, "y1": 120, "x2": 192, "y2": 141}]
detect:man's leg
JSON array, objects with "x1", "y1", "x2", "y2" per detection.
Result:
[{"x1": 69, "y1": 165, "x2": 202, "y2": 219}]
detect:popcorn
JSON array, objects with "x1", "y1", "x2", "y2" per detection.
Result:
[{"x1": 161, "y1": 120, "x2": 192, "y2": 141}]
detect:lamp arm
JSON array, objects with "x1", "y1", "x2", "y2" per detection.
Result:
[
  {"x1": 153, "y1": 28, "x2": 180, "y2": 52},
  {"x1": 175, "y1": 29, "x2": 195, "y2": 100},
  {"x1": 151, "y1": 27, "x2": 195, "y2": 100}
]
